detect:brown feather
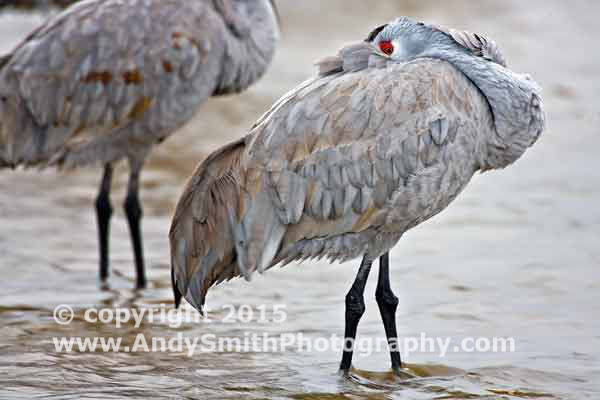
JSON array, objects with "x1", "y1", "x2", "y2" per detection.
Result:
[{"x1": 169, "y1": 137, "x2": 247, "y2": 309}]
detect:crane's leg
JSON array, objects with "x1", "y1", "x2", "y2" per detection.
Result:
[
  {"x1": 376, "y1": 252, "x2": 402, "y2": 372},
  {"x1": 340, "y1": 256, "x2": 373, "y2": 374},
  {"x1": 96, "y1": 164, "x2": 113, "y2": 286},
  {"x1": 124, "y1": 159, "x2": 146, "y2": 289}
]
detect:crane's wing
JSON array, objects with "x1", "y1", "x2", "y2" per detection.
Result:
[
  {"x1": 1, "y1": 0, "x2": 227, "y2": 165},
  {"x1": 235, "y1": 49, "x2": 485, "y2": 268},
  {"x1": 170, "y1": 44, "x2": 491, "y2": 308}
]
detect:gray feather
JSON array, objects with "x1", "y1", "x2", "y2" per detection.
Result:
[
  {"x1": 317, "y1": 42, "x2": 374, "y2": 77},
  {"x1": 431, "y1": 24, "x2": 507, "y2": 67}
]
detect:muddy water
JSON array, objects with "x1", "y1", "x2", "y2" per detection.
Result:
[{"x1": 1, "y1": 1, "x2": 599, "y2": 399}]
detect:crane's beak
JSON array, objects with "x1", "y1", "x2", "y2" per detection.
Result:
[{"x1": 268, "y1": 0, "x2": 281, "y2": 27}]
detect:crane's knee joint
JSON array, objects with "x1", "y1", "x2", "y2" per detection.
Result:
[
  {"x1": 124, "y1": 193, "x2": 142, "y2": 221},
  {"x1": 345, "y1": 292, "x2": 366, "y2": 317},
  {"x1": 95, "y1": 192, "x2": 113, "y2": 219},
  {"x1": 375, "y1": 290, "x2": 399, "y2": 309}
]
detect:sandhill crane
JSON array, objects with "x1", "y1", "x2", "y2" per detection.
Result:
[
  {"x1": 0, "y1": 0, "x2": 280, "y2": 288},
  {"x1": 170, "y1": 17, "x2": 545, "y2": 373}
]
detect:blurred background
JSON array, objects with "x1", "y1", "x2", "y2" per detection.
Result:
[{"x1": 0, "y1": 1, "x2": 598, "y2": 399}]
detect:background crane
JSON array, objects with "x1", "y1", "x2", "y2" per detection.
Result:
[{"x1": 0, "y1": 0, "x2": 280, "y2": 288}]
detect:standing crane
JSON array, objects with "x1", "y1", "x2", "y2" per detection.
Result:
[
  {"x1": 170, "y1": 17, "x2": 545, "y2": 373},
  {"x1": 0, "y1": 0, "x2": 280, "y2": 289}
]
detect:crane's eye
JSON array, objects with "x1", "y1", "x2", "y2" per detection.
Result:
[{"x1": 379, "y1": 41, "x2": 394, "y2": 55}]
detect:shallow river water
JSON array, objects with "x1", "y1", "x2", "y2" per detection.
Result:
[{"x1": 0, "y1": 1, "x2": 599, "y2": 399}]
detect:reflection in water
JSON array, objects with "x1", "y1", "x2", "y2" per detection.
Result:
[{"x1": 1, "y1": 0, "x2": 599, "y2": 399}]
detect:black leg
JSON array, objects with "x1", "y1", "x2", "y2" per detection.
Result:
[
  {"x1": 95, "y1": 164, "x2": 113, "y2": 285},
  {"x1": 376, "y1": 252, "x2": 402, "y2": 372},
  {"x1": 340, "y1": 256, "x2": 373, "y2": 374},
  {"x1": 124, "y1": 164, "x2": 146, "y2": 289}
]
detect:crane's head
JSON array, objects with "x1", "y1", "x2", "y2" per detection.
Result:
[{"x1": 366, "y1": 16, "x2": 506, "y2": 67}]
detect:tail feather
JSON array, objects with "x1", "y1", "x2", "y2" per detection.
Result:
[
  {"x1": 0, "y1": 81, "x2": 56, "y2": 168},
  {"x1": 0, "y1": 61, "x2": 107, "y2": 169},
  {"x1": 171, "y1": 264, "x2": 182, "y2": 309},
  {"x1": 169, "y1": 138, "x2": 248, "y2": 311},
  {"x1": 0, "y1": 121, "x2": 73, "y2": 169},
  {"x1": 169, "y1": 136, "x2": 287, "y2": 311}
]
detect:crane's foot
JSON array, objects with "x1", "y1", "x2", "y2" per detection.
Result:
[
  {"x1": 392, "y1": 365, "x2": 417, "y2": 380},
  {"x1": 99, "y1": 278, "x2": 111, "y2": 291}
]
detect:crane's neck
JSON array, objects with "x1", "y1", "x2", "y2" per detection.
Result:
[
  {"x1": 424, "y1": 49, "x2": 545, "y2": 171},
  {"x1": 213, "y1": 0, "x2": 279, "y2": 96}
]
